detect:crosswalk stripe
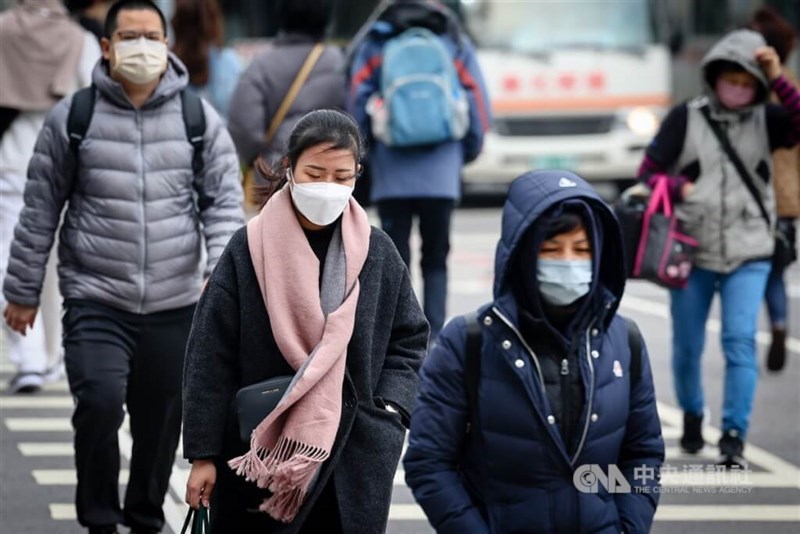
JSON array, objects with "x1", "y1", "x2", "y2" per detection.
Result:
[
  {"x1": 49, "y1": 503, "x2": 75, "y2": 521},
  {"x1": 0, "y1": 397, "x2": 73, "y2": 409},
  {"x1": 18, "y1": 443, "x2": 73, "y2": 456},
  {"x1": 0, "y1": 381, "x2": 70, "y2": 393},
  {"x1": 387, "y1": 504, "x2": 800, "y2": 522},
  {"x1": 33, "y1": 469, "x2": 129, "y2": 485},
  {"x1": 655, "y1": 505, "x2": 800, "y2": 522},
  {"x1": 4, "y1": 417, "x2": 72, "y2": 431}
]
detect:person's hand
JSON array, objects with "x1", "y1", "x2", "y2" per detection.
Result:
[
  {"x1": 681, "y1": 182, "x2": 695, "y2": 200},
  {"x1": 755, "y1": 46, "x2": 782, "y2": 81},
  {"x1": 3, "y1": 303, "x2": 38, "y2": 336},
  {"x1": 186, "y1": 459, "x2": 216, "y2": 509}
]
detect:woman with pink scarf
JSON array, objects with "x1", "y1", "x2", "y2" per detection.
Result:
[{"x1": 181, "y1": 109, "x2": 429, "y2": 532}]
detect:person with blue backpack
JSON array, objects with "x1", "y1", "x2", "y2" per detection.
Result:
[
  {"x1": 404, "y1": 170, "x2": 665, "y2": 533},
  {"x1": 347, "y1": 0, "x2": 490, "y2": 339}
]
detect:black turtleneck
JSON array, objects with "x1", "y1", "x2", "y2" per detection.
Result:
[
  {"x1": 517, "y1": 302, "x2": 586, "y2": 455},
  {"x1": 303, "y1": 222, "x2": 336, "y2": 288}
]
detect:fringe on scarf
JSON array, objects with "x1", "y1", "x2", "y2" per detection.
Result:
[{"x1": 228, "y1": 435, "x2": 329, "y2": 523}]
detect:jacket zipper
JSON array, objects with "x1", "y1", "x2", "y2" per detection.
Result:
[
  {"x1": 570, "y1": 318, "x2": 597, "y2": 466},
  {"x1": 136, "y1": 111, "x2": 146, "y2": 313},
  {"x1": 560, "y1": 357, "x2": 571, "y2": 451},
  {"x1": 492, "y1": 307, "x2": 546, "y2": 392}
]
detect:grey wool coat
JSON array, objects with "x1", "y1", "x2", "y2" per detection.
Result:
[{"x1": 182, "y1": 225, "x2": 429, "y2": 533}]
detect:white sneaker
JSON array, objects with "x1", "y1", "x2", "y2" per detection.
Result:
[
  {"x1": 42, "y1": 361, "x2": 65, "y2": 383},
  {"x1": 7, "y1": 372, "x2": 44, "y2": 394}
]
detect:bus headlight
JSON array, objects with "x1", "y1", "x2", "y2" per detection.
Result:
[{"x1": 625, "y1": 107, "x2": 660, "y2": 137}]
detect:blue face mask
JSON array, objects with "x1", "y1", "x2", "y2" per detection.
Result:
[{"x1": 537, "y1": 259, "x2": 593, "y2": 306}]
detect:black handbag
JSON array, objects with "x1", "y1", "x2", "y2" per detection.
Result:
[
  {"x1": 235, "y1": 375, "x2": 293, "y2": 442},
  {"x1": 630, "y1": 176, "x2": 698, "y2": 289},
  {"x1": 773, "y1": 218, "x2": 798, "y2": 269},
  {"x1": 615, "y1": 182, "x2": 652, "y2": 278},
  {"x1": 181, "y1": 503, "x2": 211, "y2": 534}
]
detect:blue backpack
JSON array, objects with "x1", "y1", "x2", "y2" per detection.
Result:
[{"x1": 368, "y1": 27, "x2": 469, "y2": 147}]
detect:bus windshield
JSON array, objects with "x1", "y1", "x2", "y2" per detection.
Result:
[{"x1": 462, "y1": 0, "x2": 654, "y2": 53}]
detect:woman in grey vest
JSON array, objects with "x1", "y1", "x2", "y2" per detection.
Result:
[{"x1": 637, "y1": 29, "x2": 800, "y2": 468}]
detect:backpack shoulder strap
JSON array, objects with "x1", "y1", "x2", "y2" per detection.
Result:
[
  {"x1": 180, "y1": 89, "x2": 206, "y2": 176},
  {"x1": 67, "y1": 86, "x2": 96, "y2": 157},
  {"x1": 464, "y1": 310, "x2": 482, "y2": 431},
  {"x1": 624, "y1": 317, "x2": 643, "y2": 392}
]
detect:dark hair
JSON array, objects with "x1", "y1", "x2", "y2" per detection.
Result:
[
  {"x1": 542, "y1": 210, "x2": 585, "y2": 240},
  {"x1": 252, "y1": 109, "x2": 366, "y2": 208},
  {"x1": 277, "y1": 0, "x2": 333, "y2": 38},
  {"x1": 748, "y1": 6, "x2": 797, "y2": 64},
  {"x1": 171, "y1": 0, "x2": 223, "y2": 87},
  {"x1": 65, "y1": 0, "x2": 94, "y2": 11},
  {"x1": 104, "y1": 0, "x2": 167, "y2": 39}
]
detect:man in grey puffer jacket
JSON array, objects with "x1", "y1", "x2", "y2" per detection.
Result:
[{"x1": 2, "y1": 1, "x2": 243, "y2": 532}]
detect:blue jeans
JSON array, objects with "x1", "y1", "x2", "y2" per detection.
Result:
[
  {"x1": 765, "y1": 263, "x2": 787, "y2": 328},
  {"x1": 378, "y1": 198, "x2": 453, "y2": 339},
  {"x1": 764, "y1": 218, "x2": 796, "y2": 328},
  {"x1": 669, "y1": 261, "x2": 770, "y2": 439}
]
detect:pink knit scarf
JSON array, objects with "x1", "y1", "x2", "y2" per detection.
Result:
[{"x1": 229, "y1": 186, "x2": 370, "y2": 522}]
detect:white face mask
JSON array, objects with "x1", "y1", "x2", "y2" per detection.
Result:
[
  {"x1": 112, "y1": 37, "x2": 168, "y2": 84},
  {"x1": 288, "y1": 169, "x2": 354, "y2": 226}
]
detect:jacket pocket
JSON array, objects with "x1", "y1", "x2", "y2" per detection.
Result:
[{"x1": 486, "y1": 491, "x2": 552, "y2": 533}]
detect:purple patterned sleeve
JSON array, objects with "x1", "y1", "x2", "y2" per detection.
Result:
[{"x1": 771, "y1": 75, "x2": 800, "y2": 146}]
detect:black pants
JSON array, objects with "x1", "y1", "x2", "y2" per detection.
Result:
[
  {"x1": 377, "y1": 198, "x2": 454, "y2": 338},
  {"x1": 63, "y1": 299, "x2": 195, "y2": 531}
]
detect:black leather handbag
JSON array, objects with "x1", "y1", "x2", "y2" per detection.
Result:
[{"x1": 235, "y1": 376, "x2": 293, "y2": 442}]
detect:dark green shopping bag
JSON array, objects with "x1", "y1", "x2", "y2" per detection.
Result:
[{"x1": 181, "y1": 504, "x2": 211, "y2": 534}]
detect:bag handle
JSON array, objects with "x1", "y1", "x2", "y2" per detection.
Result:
[
  {"x1": 699, "y1": 105, "x2": 771, "y2": 229},
  {"x1": 264, "y1": 43, "x2": 325, "y2": 147},
  {"x1": 645, "y1": 175, "x2": 672, "y2": 218},
  {"x1": 181, "y1": 504, "x2": 211, "y2": 534}
]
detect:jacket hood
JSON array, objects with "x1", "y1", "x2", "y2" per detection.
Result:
[
  {"x1": 701, "y1": 30, "x2": 770, "y2": 110},
  {"x1": 344, "y1": 0, "x2": 464, "y2": 68},
  {"x1": 493, "y1": 170, "x2": 626, "y2": 330},
  {"x1": 92, "y1": 52, "x2": 189, "y2": 109}
]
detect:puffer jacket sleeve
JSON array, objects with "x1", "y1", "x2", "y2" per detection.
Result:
[
  {"x1": 373, "y1": 244, "x2": 429, "y2": 425},
  {"x1": 3, "y1": 98, "x2": 73, "y2": 307},
  {"x1": 346, "y1": 36, "x2": 382, "y2": 139},
  {"x1": 193, "y1": 102, "x2": 244, "y2": 278},
  {"x1": 403, "y1": 316, "x2": 490, "y2": 534},
  {"x1": 614, "y1": 328, "x2": 665, "y2": 534},
  {"x1": 182, "y1": 242, "x2": 241, "y2": 459}
]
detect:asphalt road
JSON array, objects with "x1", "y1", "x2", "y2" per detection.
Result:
[{"x1": 1, "y1": 206, "x2": 798, "y2": 533}]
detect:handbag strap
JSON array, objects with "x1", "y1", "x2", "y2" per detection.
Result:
[
  {"x1": 264, "y1": 43, "x2": 325, "y2": 146},
  {"x1": 181, "y1": 504, "x2": 211, "y2": 534},
  {"x1": 699, "y1": 105, "x2": 771, "y2": 229},
  {"x1": 646, "y1": 175, "x2": 672, "y2": 217}
]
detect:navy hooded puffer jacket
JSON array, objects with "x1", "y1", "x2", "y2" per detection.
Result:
[{"x1": 404, "y1": 170, "x2": 665, "y2": 533}]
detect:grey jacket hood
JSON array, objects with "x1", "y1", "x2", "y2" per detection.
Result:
[
  {"x1": 92, "y1": 52, "x2": 189, "y2": 109},
  {"x1": 701, "y1": 30, "x2": 769, "y2": 110}
]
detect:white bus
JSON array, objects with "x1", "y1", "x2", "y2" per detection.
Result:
[{"x1": 459, "y1": 0, "x2": 674, "y2": 195}]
